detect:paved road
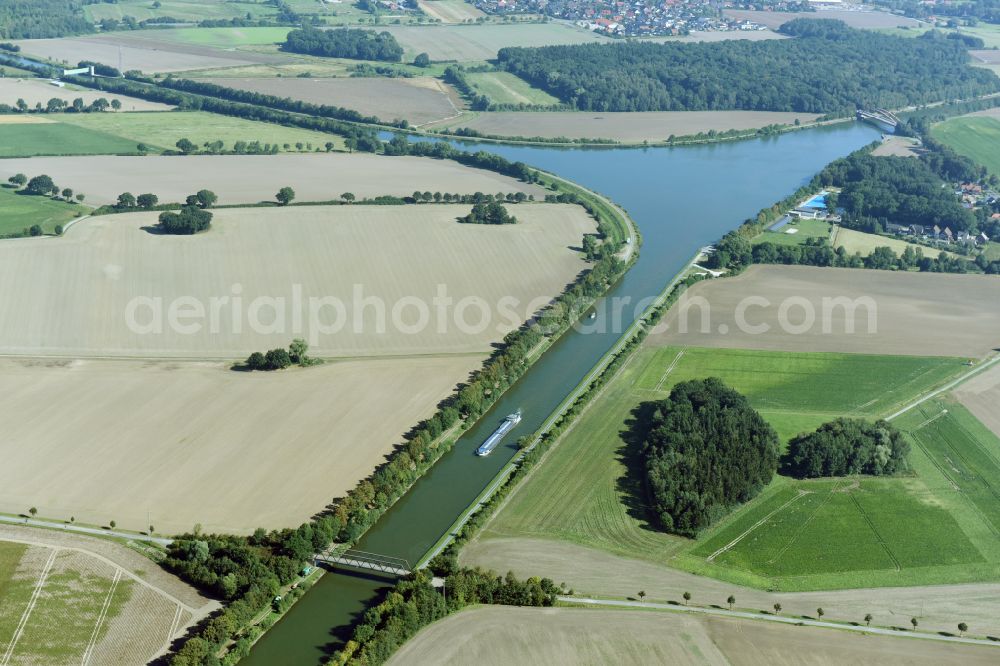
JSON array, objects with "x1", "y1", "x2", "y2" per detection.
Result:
[
  {"x1": 560, "y1": 597, "x2": 1000, "y2": 648},
  {"x1": 0, "y1": 514, "x2": 173, "y2": 546}
]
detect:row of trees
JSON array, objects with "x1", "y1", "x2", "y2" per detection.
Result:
[
  {"x1": 496, "y1": 19, "x2": 999, "y2": 114},
  {"x1": 0, "y1": 96, "x2": 121, "y2": 115},
  {"x1": 281, "y1": 27, "x2": 404, "y2": 62},
  {"x1": 748, "y1": 239, "x2": 1000, "y2": 274},
  {"x1": 70, "y1": 75, "x2": 384, "y2": 152},
  {"x1": 784, "y1": 419, "x2": 910, "y2": 478},
  {"x1": 459, "y1": 201, "x2": 518, "y2": 225},
  {"x1": 7, "y1": 173, "x2": 84, "y2": 202},
  {"x1": 641, "y1": 379, "x2": 780, "y2": 536}
]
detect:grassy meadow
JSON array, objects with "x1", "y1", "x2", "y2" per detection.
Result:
[
  {"x1": 0, "y1": 187, "x2": 81, "y2": 236},
  {"x1": 931, "y1": 115, "x2": 1000, "y2": 175},
  {"x1": 0, "y1": 122, "x2": 140, "y2": 157},
  {"x1": 466, "y1": 71, "x2": 560, "y2": 106},
  {"x1": 476, "y1": 345, "x2": 975, "y2": 589},
  {"x1": 752, "y1": 217, "x2": 832, "y2": 248}
]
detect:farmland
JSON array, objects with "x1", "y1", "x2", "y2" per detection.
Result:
[
  {"x1": 0, "y1": 355, "x2": 486, "y2": 534},
  {"x1": 82, "y1": 0, "x2": 278, "y2": 22},
  {"x1": 417, "y1": 0, "x2": 486, "y2": 23},
  {"x1": 0, "y1": 79, "x2": 172, "y2": 112},
  {"x1": 0, "y1": 119, "x2": 141, "y2": 157},
  {"x1": 432, "y1": 110, "x2": 819, "y2": 142},
  {"x1": 0, "y1": 185, "x2": 81, "y2": 237},
  {"x1": 831, "y1": 226, "x2": 960, "y2": 260},
  {"x1": 464, "y1": 345, "x2": 970, "y2": 589},
  {"x1": 376, "y1": 23, "x2": 610, "y2": 61},
  {"x1": 0, "y1": 203, "x2": 589, "y2": 357},
  {"x1": 931, "y1": 112, "x2": 1000, "y2": 175},
  {"x1": 723, "y1": 8, "x2": 922, "y2": 30},
  {"x1": 652, "y1": 265, "x2": 1000, "y2": 357},
  {"x1": 388, "y1": 606, "x2": 1000, "y2": 666},
  {"x1": 200, "y1": 76, "x2": 461, "y2": 125},
  {"x1": 464, "y1": 72, "x2": 560, "y2": 107},
  {"x1": 954, "y1": 363, "x2": 1000, "y2": 439},
  {"x1": 55, "y1": 110, "x2": 347, "y2": 153},
  {"x1": 0, "y1": 153, "x2": 545, "y2": 207},
  {"x1": 0, "y1": 526, "x2": 212, "y2": 665}
]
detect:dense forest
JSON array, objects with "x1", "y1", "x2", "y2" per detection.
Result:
[
  {"x1": 496, "y1": 19, "x2": 999, "y2": 113},
  {"x1": 282, "y1": 27, "x2": 404, "y2": 62},
  {"x1": 784, "y1": 419, "x2": 910, "y2": 478},
  {"x1": 641, "y1": 378, "x2": 780, "y2": 536},
  {"x1": 0, "y1": 0, "x2": 92, "y2": 39}
]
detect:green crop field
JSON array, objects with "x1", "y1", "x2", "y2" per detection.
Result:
[
  {"x1": 0, "y1": 187, "x2": 83, "y2": 237},
  {"x1": 477, "y1": 346, "x2": 971, "y2": 589},
  {"x1": 159, "y1": 26, "x2": 293, "y2": 48},
  {"x1": 57, "y1": 111, "x2": 344, "y2": 152},
  {"x1": 932, "y1": 115, "x2": 1000, "y2": 175},
  {"x1": 466, "y1": 71, "x2": 560, "y2": 106},
  {"x1": 0, "y1": 122, "x2": 141, "y2": 158},
  {"x1": 752, "y1": 217, "x2": 832, "y2": 247}
]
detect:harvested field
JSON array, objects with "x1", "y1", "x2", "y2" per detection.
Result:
[
  {"x1": 0, "y1": 203, "x2": 587, "y2": 357},
  {"x1": 0, "y1": 153, "x2": 545, "y2": 207},
  {"x1": 0, "y1": 529, "x2": 212, "y2": 665},
  {"x1": 433, "y1": 110, "x2": 820, "y2": 142},
  {"x1": 0, "y1": 79, "x2": 172, "y2": 112},
  {"x1": 651, "y1": 265, "x2": 1000, "y2": 357},
  {"x1": 376, "y1": 24, "x2": 610, "y2": 60},
  {"x1": 831, "y1": 226, "x2": 960, "y2": 259},
  {"x1": 0, "y1": 355, "x2": 484, "y2": 534},
  {"x1": 723, "y1": 8, "x2": 922, "y2": 30},
  {"x1": 11, "y1": 34, "x2": 287, "y2": 74},
  {"x1": 389, "y1": 606, "x2": 999, "y2": 666},
  {"x1": 417, "y1": 0, "x2": 485, "y2": 23},
  {"x1": 201, "y1": 76, "x2": 461, "y2": 125},
  {"x1": 954, "y1": 362, "x2": 1000, "y2": 439},
  {"x1": 871, "y1": 135, "x2": 921, "y2": 157},
  {"x1": 461, "y1": 538, "x2": 1000, "y2": 637}
]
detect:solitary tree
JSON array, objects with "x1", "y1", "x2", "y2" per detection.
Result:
[
  {"x1": 289, "y1": 339, "x2": 309, "y2": 364},
  {"x1": 70, "y1": 516, "x2": 75, "y2": 524},
  {"x1": 28, "y1": 507, "x2": 37, "y2": 517},
  {"x1": 117, "y1": 192, "x2": 136, "y2": 208},
  {"x1": 727, "y1": 595, "x2": 735, "y2": 610},
  {"x1": 276, "y1": 186, "x2": 296, "y2": 206},
  {"x1": 413, "y1": 52, "x2": 430, "y2": 67},
  {"x1": 341, "y1": 192, "x2": 355, "y2": 204},
  {"x1": 110, "y1": 99, "x2": 121, "y2": 111},
  {"x1": 29, "y1": 225, "x2": 42, "y2": 237},
  {"x1": 76, "y1": 193, "x2": 85, "y2": 203},
  {"x1": 137, "y1": 193, "x2": 159, "y2": 209},
  {"x1": 911, "y1": 617, "x2": 918, "y2": 630},
  {"x1": 61, "y1": 188, "x2": 73, "y2": 200},
  {"x1": 25, "y1": 174, "x2": 55, "y2": 195},
  {"x1": 637, "y1": 590, "x2": 646, "y2": 602},
  {"x1": 175, "y1": 138, "x2": 196, "y2": 154},
  {"x1": 865, "y1": 614, "x2": 873, "y2": 626},
  {"x1": 137, "y1": 143, "x2": 149, "y2": 154},
  {"x1": 773, "y1": 603, "x2": 782, "y2": 615},
  {"x1": 149, "y1": 525, "x2": 155, "y2": 534},
  {"x1": 8, "y1": 173, "x2": 26, "y2": 188},
  {"x1": 682, "y1": 591, "x2": 691, "y2": 606},
  {"x1": 324, "y1": 142, "x2": 335, "y2": 152},
  {"x1": 816, "y1": 608, "x2": 824, "y2": 620},
  {"x1": 958, "y1": 622, "x2": 968, "y2": 636},
  {"x1": 109, "y1": 520, "x2": 116, "y2": 529}
]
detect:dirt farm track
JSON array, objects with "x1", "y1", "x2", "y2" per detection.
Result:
[
  {"x1": 0, "y1": 154, "x2": 545, "y2": 207},
  {"x1": 387, "y1": 606, "x2": 998, "y2": 666}
]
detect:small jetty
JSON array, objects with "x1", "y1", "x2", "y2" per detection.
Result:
[{"x1": 476, "y1": 410, "x2": 522, "y2": 456}]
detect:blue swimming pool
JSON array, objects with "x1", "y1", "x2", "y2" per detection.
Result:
[{"x1": 803, "y1": 191, "x2": 829, "y2": 209}]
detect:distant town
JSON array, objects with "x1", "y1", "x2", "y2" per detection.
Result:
[{"x1": 472, "y1": 0, "x2": 819, "y2": 36}]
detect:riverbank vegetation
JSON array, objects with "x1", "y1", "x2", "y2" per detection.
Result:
[
  {"x1": 331, "y1": 570, "x2": 559, "y2": 666},
  {"x1": 496, "y1": 19, "x2": 998, "y2": 114},
  {"x1": 641, "y1": 379, "x2": 780, "y2": 537}
]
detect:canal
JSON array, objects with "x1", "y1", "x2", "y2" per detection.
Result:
[{"x1": 244, "y1": 122, "x2": 880, "y2": 665}]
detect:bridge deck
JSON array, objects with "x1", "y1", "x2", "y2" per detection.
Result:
[{"x1": 315, "y1": 549, "x2": 412, "y2": 577}]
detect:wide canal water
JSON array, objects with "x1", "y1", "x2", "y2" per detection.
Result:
[{"x1": 245, "y1": 122, "x2": 880, "y2": 664}]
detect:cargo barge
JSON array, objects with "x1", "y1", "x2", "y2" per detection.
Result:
[{"x1": 475, "y1": 410, "x2": 522, "y2": 456}]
